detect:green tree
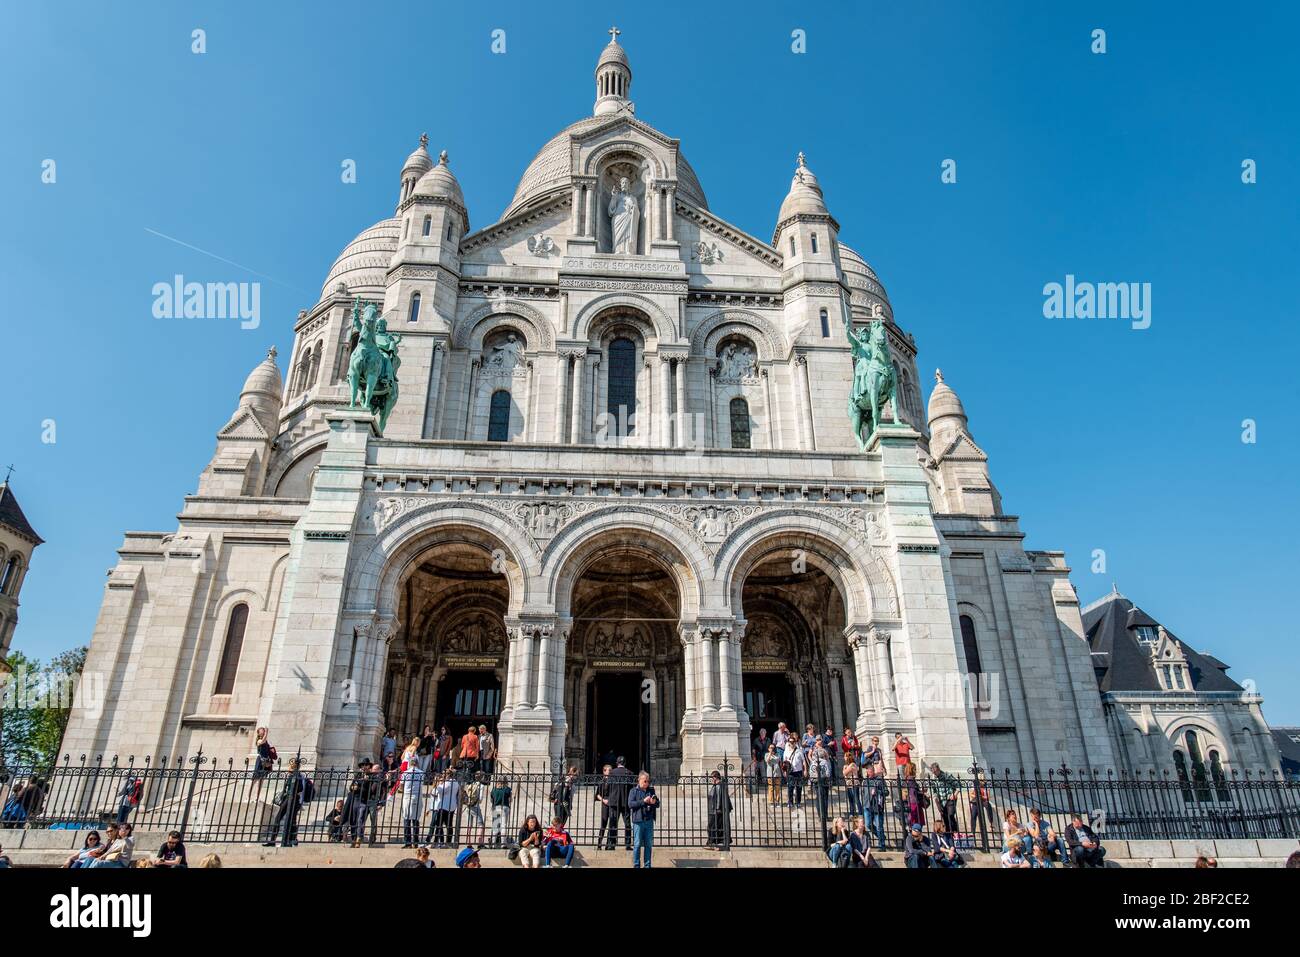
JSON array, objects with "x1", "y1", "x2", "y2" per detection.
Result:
[{"x1": 1, "y1": 646, "x2": 87, "y2": 769}]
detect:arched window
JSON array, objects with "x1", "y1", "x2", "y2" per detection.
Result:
[
  {"x1": 1208, "y1": 750, "x2": 1229, "y2": 801},
  {"x1": 819, "y1": 308, "x2": 830, "y2": 338},
  {"x1": 408, "y1": 292, "x2": 421, "y2": 324},
  {"x1": 446, "y1": 221, "x2": 454, "y2": 241},
  {"x1": 729, "y1": 397, "x2": 751, "y2": 449},
  {"x1": 959, "y1": 615, "x2": 986, "y2": 711},
  {"x1": 1173, "y1": 750, "x2": 1193, "y2": 801},
  {"x1": 606, "y1": 337, "x2": 637, "y2": 437},
  {"x1": 0, "y1": 555, "x2": 20, "y2": 595},
  {"x1": 487, "y1": 390, "x2": 512, "y2": 442},
  {"x1": 214, "y1": 603, "x2": 249, "y2": 696},
  {"x1": 789, "y1": 236, "x2": 796, "y2": 256},
  {"x1": 309, "y1": 342, "x2": 323, "y2": 387},
  {"x1": 1185, "y1": 729, "x2": 1210, "y2": 801},
  {"x1": 811, "y1": 232, "x2": 819, "y2": 253},
  {"x1": 422, "y1": 215, "x2": 432, "y2": 237}
]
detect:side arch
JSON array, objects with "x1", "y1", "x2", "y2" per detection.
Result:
[
  {"x1": 454, "y1": 300, "x2": 555, "y2": 352},
  {"x1": 572, "y1": 293, "x2": 676, "y2": 347}
]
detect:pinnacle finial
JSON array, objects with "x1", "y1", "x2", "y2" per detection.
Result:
[
  {"x1": 935, "y1": 368, "x2": 944, "y2": 383},
  {"x1": 439, "y1": 149, "x2": 448, "y2": 165},
  {"x1": 797, "y1": 150, "x2": 806, "y2": 168},
  {"x1": 608, "y1": 25, "x2": 621, "y2": 43},
  {"x1": 418, "y1": 132, "x2": 428, "y2": 149},
  {"x1": 267, "y1": 345, "x2": 277, "y2": 362}
]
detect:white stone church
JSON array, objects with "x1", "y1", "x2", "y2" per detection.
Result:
[{"x1": 61, "y1": 33, "x2": 1275, "y2": 781}]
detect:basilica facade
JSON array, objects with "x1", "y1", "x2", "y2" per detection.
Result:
[{"x1": 65, "y1": 33, "x2": 1144, "y2": 778}]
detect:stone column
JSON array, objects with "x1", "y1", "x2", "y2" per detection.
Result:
[
  {"x1": 422, "y1": 342, "x2": 445, "y2": 440},
  {"x1": 674, "y1": 358, "x2": 687, "y2": 447},
  {"x1": 847, "y1": 629, "x2": 877, "y2": 729},
  {"x1": 554, "y1": 352, "x2": 571, "y2": 443},
  {"x1": 658, "y1": 355, "x2": 672, "y2": 446},
  {"x1": 872, "y1": 626, "x2": 899, "y2": 714},
  {"x1": 665, "y1": 185, "x2": 676, "y2": 240},
  {"x1": 795, "y1": 354, "x2": 816, "y2": 450},
  {"x1": 584, "y1": 184, "x2": 595, "y2": 237},
  {"x1": 761, "y1": 366, "x2": 779, "y2": 450},
  {"x1": 462, "y1": 355, "x2": 480, "y2": 440}
]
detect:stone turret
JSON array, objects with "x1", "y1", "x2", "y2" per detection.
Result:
[
  {"x1": 197, "y1": 347, "x2": 283, "y2": 497},
  {"x1": 775, "y1": 152, "x2": 845, "y2": 345},
  {"x1": 594, "y1": 26, "x2": 633, "y2": 116},
  {"x1": 396, "y1": 133, "x2": 433, "y2": 210},
  {"x1": 925, "y1": 369, "x2": 1002, "y2": 515}
]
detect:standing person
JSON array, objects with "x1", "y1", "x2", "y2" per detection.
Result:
[
  {"x1": 549, "y1": 766, "x2": 576, "y2": 825},
  {"x1": 785, "y1": 738, "x2": 806, "y2": 808},
  {"x1": 427, "y1": 771, "x2": 461, "y2": 847},
  {"x1": 968, "y1": 774, "x2": 996, "y2": 835},
  {"x1": 461, "y1": 771, "x2": 486, "y2": 848},
  {"x1": 707, "y1": 770, "x2": 732, "y2": 849},
  {"x1": 154, "y1": 830, "x2": 188, "y2": 868},
  {"x1": 764, "y1": 744, "x2": 783, "y2": 806},
  {"x1": 843, "y1": 754, "x2": 862, "y2": 816},
  {"x1": 398, "y1": 752, "x2": 425, "y2": 848},
  {"x1": 595, "y1": 764, "x2": 615, "y2": 848},
  {"x1": 264, "y1": 759, "x2": 308, "y2": 847},
  {"x1": 862, "y1": 762, "x2": 887, "y2": 849},
  {"x1": 752, "y1": 727, "x2": 770, "y2": 770},
  {"x1": 3, "y1": 776, "x2": 46, "y2": 828},
  {"x1": 822, "y1": 726, "x2": 839, "y2": 781},
  {"x1": 893, "y1": 734, "x2": 913, "y2": 772},
  {"x1": 861, "y1": 735, "x2": 883, "y2": 771},
  {"x1": 904, "y1": 761, "x2": 927, "y2": 831},
  {"x1": 381, "y1": 729, "x2": 398, "y2": 773},
  {"x1": 773, "y1": 722, "x2": 790, "y2": 752},
  {"x1": 459, "y1": 724, "x2": 481, "y2": 773},
  {"x1": 418, "y1": 725, "x2": 436, "y2": 775},
  {"x1": 605, "y1": 757, "x2": 634, "y2": 850},
  {"x1": 115, "y1": 774, "x2": 142, "y2": 825},
  {"x1": 436, "y1": 726, "x2": 453, "y2": 772},
  {"x1": 903, "y1": 823, "x2": 933, "y2": 869},
  {"x1": 802, "y1": 724, "x2": 818, "y2": 750},
  {"x1": 543, "y1": 816, "x2": 575, "y2": 867},
  {"x1": 347, "y1": 759, "x2": 380, "y2": 848},
  {"x1": 251, "y1": 727, "x2": 276, "y2": 799},
  {"x1": 629, "y1": 771, "x2": 658, "y2": 869},
  {"x1": 841, "y1": 727, "x2": 861, "y2": 769},
  {"x1": 89, "y1": 821, "x2": 135, "y2": 868},
  {"x1": 516, "y1": 814, "x2": 544, "y2": 869},
  {"x1": 479, "y1": 724, "x2": 496, "y2": 777},
  {"x1": 929, "y1": 762, "x2": 961, "y2": 834},
  {"x1": 489, "y1": 775, "x2": 513, "y2": 848},
  {"x1": 808, "y1": 741, "x2": 832, "y2": 823}
]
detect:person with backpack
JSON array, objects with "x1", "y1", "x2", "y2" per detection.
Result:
[
  {"x1": 763, "y1": 743, "x2": 783, "y2": 805},
  {"x1": 115, "y1": 775, "x2": 142, "y2": 825},
  {"x1": 264, "y1": 758, "x2": 309, "y2": 847},
  {"x1": 861, "y1": 763, "x2": 887, "y2": 849},
  {"x1": 488, "y1": 775, "x2": 513, "y2": 848},
  {"x1": 461, "y1": 771, "x2": 486, "y2": 848},
  {"x1": 346, "y1": 759, "x2": 379, "y2": 848},
  {"x1": 549, "y1": 766, "x2": 576, "y2": 825}
]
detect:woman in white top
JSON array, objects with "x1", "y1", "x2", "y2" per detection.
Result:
[{"x1": 399, "y1": 748, "x2": 425, "y2": 848}]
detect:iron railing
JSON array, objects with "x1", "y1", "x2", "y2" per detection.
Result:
[{"x1": 2, "y1": 755, "x2": 1296, "y2": 852}]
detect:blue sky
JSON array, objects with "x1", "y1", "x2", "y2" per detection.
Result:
[{"x1": 2, "y1": 2, "x2": 1297, "y2": 722}]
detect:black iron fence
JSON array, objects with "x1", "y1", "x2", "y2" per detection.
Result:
[{"x1": 2, "y1": 755, "x2": 1297, "y2": 853}]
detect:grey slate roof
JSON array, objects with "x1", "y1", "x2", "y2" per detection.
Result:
[
  {"x1": 0, "y1": 482, "x2": 42, "y2": 545},
  {"x1": 1081, "y1": 591, "x2": 1241, "y2": 694},
  {"x1": 1272, "y1": 727, "x2": 1300, "y2": 779}
]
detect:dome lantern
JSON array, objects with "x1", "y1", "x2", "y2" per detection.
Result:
[{"x1": 594, "y1": 26, "x2": 633, "y2": 117}]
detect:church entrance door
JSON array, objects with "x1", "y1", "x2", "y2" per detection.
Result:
[
  {"x1": 585, "y1": 672, "x2": 648, "y2": 774},
  {"x1": 434, "y1": 671, "x2": 502, "y2": 740}
]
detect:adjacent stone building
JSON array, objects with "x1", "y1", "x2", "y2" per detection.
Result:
[
  {"x1": 63, "y1": 33, "x2": 1237, "y2": 780},
  {"x1": 0, "y1": 480, "x2": 42, "y2": 660}
]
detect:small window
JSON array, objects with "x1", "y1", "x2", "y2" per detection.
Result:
[
  {"x1": 789, "y1": 236, "x2": 796, "y2": 256},
  {"x1": 446, "y1": 221, "x2": 454, "y2": 241},
  {"x1": 959, "y1": 615, "x2": 985, "y2": 710},
  {"x1": 487, "y1": 390, "x2": 512, "y2": 442},
  {"x1": 214, "y1": 603, "x2": 249, "y2": 695},
  {"x1": 819, "y1": 308, "x2": 829, "y2": 338},
  {"x1": 422, "y1": 215, "x2": 431, "y2": 237},
  {"x1": 0, "y1": 556, "x2": 20, "y2": 595},
  {"x1": 729, "y1": 397, "x2": 751, "y2": 449},
  {"x1": 811, "y1": 232, "x2": 819, "y2": 253},
  {"x1": 402, "y1": 218, "x2": 409, "y2": 238},
  {"x1": 408, "y1": 292, "x2": 421, "y2": 324}
]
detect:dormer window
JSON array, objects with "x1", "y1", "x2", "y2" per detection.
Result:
[{"x1": 1135, "y1": 625, "x2": 1158, "y2": 644}]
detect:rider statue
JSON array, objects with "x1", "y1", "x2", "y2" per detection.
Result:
[
  {"x1": 347, "y1": 298, "x2": 402, "y2": 433},
  {"x1": 844, "y1": 314, "x2": 899, "y2": 451}
]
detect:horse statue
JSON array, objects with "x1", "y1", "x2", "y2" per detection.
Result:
[
  {"x1": 845, "y1": 318, "x2": 898, "y2": 451},
  {"x1": 347, "y1": 298, "x2": 401, "y2": 433}
]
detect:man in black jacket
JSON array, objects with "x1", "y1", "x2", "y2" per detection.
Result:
[
  {"x1": 604, "y1": 757, "x2": 635, "y2": 849},
  {"x1": 1065, "y1": 813, "x2": 1105, "y2": 867},
  {"x1": 347, "y1": 759, "x2": 380, "y2": 847},
  {"x1": 707, "y1": 770, "x2": 733, "y2": 848},
  {"x1": 264, "y1": 759, "x2": 307, "y2": 847}
]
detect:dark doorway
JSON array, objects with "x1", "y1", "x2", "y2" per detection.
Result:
[
  {"x1": 585, "y1": 673, "x2": 648, "y2": 773},
  {"x1": 743, "y1": 673, "x2": 794, "y2": 741},
  {"x1": 434, "y1": 671, "x2": 502, "y2": 738}
]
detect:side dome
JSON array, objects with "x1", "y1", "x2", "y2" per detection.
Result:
[
  {"x1": 501, "y1": 117, "x2": 709, "y2": 220},
  {"x1": 928, "y1": 370, "x2": 968, "y2": 430},
  {"x1": 319, "y1": 218, "x2": 400, "y2": 302},
  {"x1": 838, "y1": 243, "x2": 893, "y2": 322},
  {"x1": 412, "y1": 150, "x2": 465, "y2": 206}
]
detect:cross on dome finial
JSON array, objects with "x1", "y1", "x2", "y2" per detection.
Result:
[
  {"x1": 267, "y1": 346, "x2": 277, "y2": 361},
  {"x1": 418, "y1": 132, "x2": 428, "y2": 149},
  {"x1": 935, "y1": 368, "x2": 944, "y2": 383},
  {"x1": 608, "y1": 25, "x2": 621, "y2": 43},
  {"x1": 439, "y1": 149, "x2": 448, "y2": 164},
  {"x1": 797, "y1": 151, "x2": 806, "y2": 167}
]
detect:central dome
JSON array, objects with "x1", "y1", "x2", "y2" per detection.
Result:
[{"x1": 501, "y1": 116, "x2": 709, "y2": 221}]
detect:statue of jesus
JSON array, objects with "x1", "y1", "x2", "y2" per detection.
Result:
[{"x1": 607, "y1": 176, "x2": 639, "y2": 254}]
